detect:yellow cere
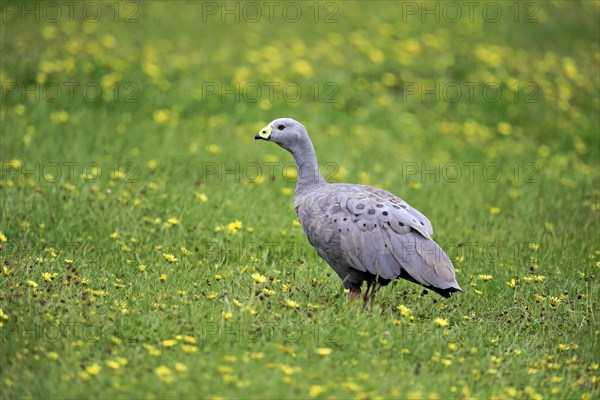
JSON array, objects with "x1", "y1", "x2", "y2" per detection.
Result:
[{"x1": 257, "y1": 125, "x2": 272, "y2": 139}]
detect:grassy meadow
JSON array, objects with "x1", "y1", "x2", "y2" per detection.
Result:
[{"x1": 1, "y1": 1, "x2": 599, "y2": 398}]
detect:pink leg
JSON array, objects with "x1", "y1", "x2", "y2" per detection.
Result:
[{"x1": 349, "y1": 287, "x2": 361, "y2": 299}]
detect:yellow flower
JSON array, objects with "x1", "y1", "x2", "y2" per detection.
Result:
[
  {"x1": 528, "y1": 243, "x2": 540, "y2": 251},
  {"x1": 6, "y1": 159, "x2": 22, "y2": 170},
  {"x1": 309, "y1": 385, "x2": 324, "y2": 397},
  {"x1": 506, "y1": 278, "x2": 518, "y2": 288},
  {"x1": 175, "y1": 363, "x2": 188, "y2": 373},
  {"x1": 153, "y1": 109, "x2": 171, "y2": 124},
  {"x1": 162, "y1": 253, "x2": 178, "y2": 263},
  {"x1": 147, "y1": 159, "x2": 158, "y2": 170},
  {"x1": 285, "y1": 299, "x2": 300, "y2": 309},
  {"x1": 557, "y1": 344, "x2": 570, "y2": 352},
  {"x1": 292, "y1": 219, "x2": 301, "y2": 228},
  {"x1": 196, "y1": 192, "x2": 208, "y2": 202},
  {"x1": 105, "y1": 360, "x2": 121, "y2": 370},
  {"x1": 549, "y1": 296, "x2": 562, "y2": 308},
  {"x1": 397, "y1": 304, "x2": 412, "y2": 317},
  {"x1": 251, "y1": 272, "x2": 267, "y2": 283},
  {"x1": 263, "y1": 288, "x2": 276, "y2": 297},
  {"x1": 27, "y1": 280, "x2": 38, "y2": 288},
  {"x1": 284, "y1": 167, "x2": 298, "y2": 180},
  {"x1": 42, "y1": 272, "x2": 58, "y2": 281},
  {"x1": 155, "y1": 365, "x2": 172, "y2": 377},
  {"x1": 208, "y1": 144, "x2": 220, "y2": 154},
  {"x1": 223, "y1": 312, "x2": 233, "y2": 321},
  {"x1": 162, "y1": 339, "x2": 177, "y2": 348},
  {"x1": 205, "y1": 291, "x2": 217, "y2": 300},
  {"x1": 0, "y1": 231, "x2": 7, "y2": 242},
  {"x1": 159, "y1": 274, "x2": 167, "y2": 282},
  {"x1": 227, "y1": 220, "x2": 243, "y2": 234},
  {"x1": 181, "y1": 345, "x2": 198, "y2": 354},
  {"x1": 497, "y1": 122, "x2": 512, "y2": 135},
  {"x1": 293, "y1": 59, "x2": 313, "y2": 77},
  {"x1": 85, "y1": 363, "x2": 101, "y2": 375},
  {"x1": 434, "y1": 318, "x2": 449, "y2": 327},
  {"x1": 533, "y1": 294, "x2": 545, "y2": 303},
  {"x1": 50, "y1": 110, "x2": 69, "y2": 123},
  {"x1": 489, "y1": 207, "x2": 501, "y2": 215},
  {"x1": 47, "y1": 351, "x2": 59, "y2": 360},
  {"x1": 143, "y1": 344, "x2": 161, "y2": 356},
  {"x1": 0, "y1": 308, "x2": 9, "y2": 320},
  {"x1": 315, "y1": 347, "x2": 332, "y2": 357},
  {"x1": 478, "y1": 274, "x2": 493, "y2": 282},
  {"x1": 167, "y1": 217, "x2": 179, "y2": 226},
  {"x1": 138, "y1": 264, "x2": 147, "y2": 272},
  {"x1": 182, "y1": 335, "x2": 197, "y2": 344},
  {"x1": 281, "y1": 187, "x2": 293, "y2": 196}
]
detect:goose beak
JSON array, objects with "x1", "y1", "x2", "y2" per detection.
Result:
[{"x1": 255, "y1": 125, "x2": 272, "y2": 140}]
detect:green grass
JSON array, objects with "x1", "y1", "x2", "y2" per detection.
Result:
[{"x1": 1, "y1": 1, "x2": 599, "y2": 398}]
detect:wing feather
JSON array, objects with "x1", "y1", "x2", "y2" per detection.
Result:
[{"x1": 298, "y1": 183, "x2": 461, "y2": 292}]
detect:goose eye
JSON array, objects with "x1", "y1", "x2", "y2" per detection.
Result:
[{"x1": 277, "y1": 124, "x2": 285, "y2": 130}]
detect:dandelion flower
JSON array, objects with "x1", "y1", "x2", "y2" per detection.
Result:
[
  {"x1": 285, "y1": 299, "x2": 300, "y2": 309},
  {"x1": 85, "y1": 363, "x2": 101, "y2": 375},
  {"x1": 162, "y1": 339, "x2": 177, "y2": 348},
  {"x1": 549, "y1": 296, "x2": 562, "y2": 308},
  {"x1": 167, "y1": 217, "x2": 179, "y2": 226},
  {"x1": 397, "y1": 304, "x2": 412, "y2": 317},
  {"x1": 162, "y1": 253, "x2": 178, "y2": 263},
  {"x1": 434, "y1": 318, "x2": 449, "y2": 327},
  {"x1": 309, "y1": 385, "x2": 324, "y2": 397},
  {"x1": 196, "y1": 192, "x2": 208, "y2": 202},
  {"x1": 155, "y1": 365, "x2": 173, "y2": 381},
  {"x1": 182, "y1": 345, "x2": 198, "y2": 354},
  {"x1": 315, "y1": 347, "x2": 332, "y2": 357},
  {"x1": 533, "y1": 294, "x2": 545, "y2": 303},
  {"x1": 251, "y1": 272, "x2": 267, "y2": 283},
  {"x1": 175, "y1": 363, "x2": 188, "y2": 373},
  {"x1": 105, "y1": 360, "x2": 121, "y2": 370},
  {"x1": 227, "y1": 220, "x2": 243, "y2": 234}
]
